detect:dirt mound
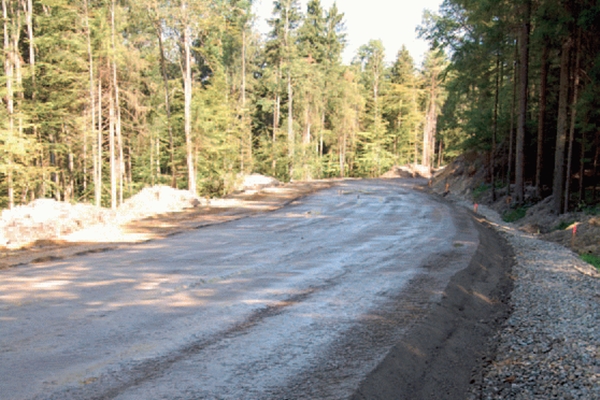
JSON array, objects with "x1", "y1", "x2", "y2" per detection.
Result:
[
  {"x1": 431, "y1": 152, "x2": 488, "y2": 197},
  {"x1": 0, "y1": 199, "x2": 111, "y2": 248},
  {"x1": 0, "y1": 186, "x2": 207, "y2": 249},
  {"x1": 382, "y1": 164, "x2": 432, "y2": 179},
  {"x1": 429, "y1": 151, "x2": 600, "y2": 260},
  {"x1": 116, "y1": 186, "x2": 205, "y2": 224},
  {"x1": 237, "y1": 174, "x2": 280, "y2": 191}
]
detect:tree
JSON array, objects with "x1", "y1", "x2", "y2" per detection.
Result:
[{"x1": 514, "y1": 0, "x2": 531, "y2": 204}]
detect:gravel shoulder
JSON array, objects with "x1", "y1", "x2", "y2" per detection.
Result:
[{"x1": 463, "y1": 201, "x2": 600, "y2": 399}]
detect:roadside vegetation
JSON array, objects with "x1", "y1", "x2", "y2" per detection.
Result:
[{"x1": 580, "y1": 254, "x2": 600, "y2": 271}]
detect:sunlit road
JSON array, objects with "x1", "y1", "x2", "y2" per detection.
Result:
[{"x1": 0, "y1": 179, "x2": 479, "y2": 400}]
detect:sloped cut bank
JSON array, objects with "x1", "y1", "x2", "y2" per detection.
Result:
[{"x1": 352, "y1": 214, "x2": 514, "y2": 400}]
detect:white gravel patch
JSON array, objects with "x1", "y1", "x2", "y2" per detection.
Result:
[{"x1": 453, "y1": 199, "x2": 600, "y2": 399}]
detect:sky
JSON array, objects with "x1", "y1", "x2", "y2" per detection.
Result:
[{"x1": 252, "y1": 0, "x2": 444, "y2": 66}]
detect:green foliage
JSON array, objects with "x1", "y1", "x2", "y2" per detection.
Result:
[
  {"x1": 580, "y1": 253, "x2": 600, "y2": 271},
  {"x1": 553, "y1": 220, "x2": 577, "y2": 231},
  {"x1": 583, "y1": 206, "x2": 600, "y2": 216},
  {"x1": 502, "y1": 206, "x2": 528, "y2": 223},
  {"x1": 0, "y1": 0, "x2": 442, "y2": 209},
  {"x1": 472, "y1": 184, "x2": 490, "y2": 201}
]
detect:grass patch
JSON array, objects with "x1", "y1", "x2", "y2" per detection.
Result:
[
  {"x1": 502, "y1": 206, "x2": 528, "y2": 223},
  {"x1": 580, "y1": 253, "x2": 600, "y2": 271},
  {"x1": 583, "y1": 206, "x2": 600, "y2": 216},
  {"x1": 472, "y1": 184, "x2": 490, "y2": 201},
  {"x1": 554, "y1": 220, "x2": 576, "y2": 231}
]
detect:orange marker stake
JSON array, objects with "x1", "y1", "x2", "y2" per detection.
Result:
[
  {"x1": 474, "y1": 203, "x2": 479, "y2": 213},
  {"x1": 571, "y1": 224, "x2": 578, "y2": 247}
]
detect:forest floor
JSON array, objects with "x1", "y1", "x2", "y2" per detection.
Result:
[{"x1": 0, "y1": 179, "x2": 333, "y2": 270}]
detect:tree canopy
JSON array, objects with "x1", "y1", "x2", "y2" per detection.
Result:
[
  {"x1": 421, "y1": 0, "x2": 600, "y2": 213},
  {"x1": 0, "y1": 0, "x2": 450, "y2": 210}
]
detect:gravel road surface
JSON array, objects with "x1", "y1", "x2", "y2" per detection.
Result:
[{"x1": 0, "y1": 179, "x2": 507, "y2": 399}]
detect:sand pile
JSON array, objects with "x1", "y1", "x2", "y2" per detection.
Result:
[
  {"x1": 0, "y1": 199, "x2": 111, "y2": 248},
  {"x1": 0, "y1": 186, "x2": 206, "y2": 249},
  {"x1": 237, "y1": 174, "x2": 280, "y2": 191},
  {"x1": 115, "y1": 186, "x2": 205, "y2": 224}
]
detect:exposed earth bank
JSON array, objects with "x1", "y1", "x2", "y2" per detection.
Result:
[{"x1": 352, "y1": 210, "x2": 514, "y2": 399}]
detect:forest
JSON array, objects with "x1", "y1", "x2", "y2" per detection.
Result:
[
  {"x1": 0, "y1": 0, "x2": 446, "y2": 210},
  {"x1": 1, "y1": 0, "x2": 599, "y2": 216},
  {"x1": 422, "y1": 0, "x2": 600, "y2": 214}
]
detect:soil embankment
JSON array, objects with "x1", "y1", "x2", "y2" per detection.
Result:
[{"x1": 352, "y1": 211, "x2": 514, "y2": 400}]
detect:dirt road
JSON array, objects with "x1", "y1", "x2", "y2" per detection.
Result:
[{"x1": 0, "y1": 179, "x2": 512, "y2": 399}]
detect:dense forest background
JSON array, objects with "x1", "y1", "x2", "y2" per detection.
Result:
[
  {"x1": 1, "y1": 0, "x2": 599, "y2": 216},
  {"x1": 0, "y1": 0, "x2": 447, "y2": 210}
]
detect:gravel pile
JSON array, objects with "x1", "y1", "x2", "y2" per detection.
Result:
[{"x1": 461, "y1": 201, "x2": 600, "y2": 399}]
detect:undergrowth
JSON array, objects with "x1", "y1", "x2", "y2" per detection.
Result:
[
  {"x1": 580, "y1": 253, "x2": 600, "y2": 271},
  {"x1": 472, "y1": 184, "x2": 490, "y2": 201},
  {"x1": 502, "y1": 206, "x2": 528, "y2": 223},
  {"x1": 554, "y1": 220, "x2": 576, "y2": 231}
]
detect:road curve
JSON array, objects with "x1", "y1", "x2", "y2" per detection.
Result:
[{"x1": 0, "y1": 179, "x2": 481, "y2": 400}]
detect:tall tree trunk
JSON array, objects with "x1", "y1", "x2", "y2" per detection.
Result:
[
  {"x1": 507, "y1": 41, "x2": 518, "y2": 197},
  {"x1": 25, "y1": 0, "x2": 33, "y2": 76},
  {"x1": 3, "y1": 0, "x2": 14, "y2": 208},
  {"x1": 182, "y1": 4, "x2": 196, "y2": 194},
  {"x1": 515, "y1": 0, "x2": 531, "y2": 204},
  {"x1": 287, "y1": 70, "x2": 294, "y2": 177},
  {"x1": 84, "y1": 0, "x2": 95, "y2": 200},
  {"x1": 491, "y1": 53, "x2": 500, "y2": 202},
  {"x1": 564, "y1": 30, "x2": 581, "y2": 214},
  {"x1": 240, "y1": 27, "x2": 251, "y2": 173},
  {"x1": 284, "y1": 5, "x2": 294, "y2": 178},
  {"x1": 535, "y1": 42, "x2": 549, "y2": 198},
  {"x1": 111, "y1": 0, "x2": 123, "y2": 206},
  {"x1": 552, "y1": 37, "x2": 572, "y2": 214},
  {"x1": 154, "y1": 21, "x2": 176, "y2": 188},
  {"x1": 593, "y1": 131, "x2": 600, "y2": 201},
  {"x1": 109, "y1": 87, "x2": 117, "y2": 210},
  {"x1": 423, "y1": 73, "x2": 437, "y2": 170},
  {"x1": 97, "y1": 78, "x2": 103, "y2": 207},
  {"x1": 578, "y1": 123, "x2": 586, "y2": 203},
  {"x1": 272, "y1": 93, "x2": 280, "y2": 174},
  {"x1": 13, "y1": 2, "x2": 22, "y2": 137}
]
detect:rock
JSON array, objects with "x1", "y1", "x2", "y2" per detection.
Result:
[{"x1": 582, "y1": 245, "x2": 598, "y2": 254}]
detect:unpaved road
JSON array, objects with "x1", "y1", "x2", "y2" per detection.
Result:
[{"x1": 0, "y1": 179, "x2": 512, "y2": 399}]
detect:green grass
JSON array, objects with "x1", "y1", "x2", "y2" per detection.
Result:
[
  {"x1": 583, "y1": 206, "x2": 600, "y2": 216},
  {"x1": 472, "y1": 184, "x2": 490, "y2": 201},
  {"x1": 580, "y1": 253, "x2": 600, "y2": 271},
  {"x1": 502, "y1": 206, "x2": 528, "y2": 223},
  {"x1": 553, "y1": 220, "x2": 576, "y2": 231}
]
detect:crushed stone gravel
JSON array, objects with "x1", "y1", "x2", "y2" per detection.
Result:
[{"x1": 450, "y1": 199, "x2": 600, "y2": 399}]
